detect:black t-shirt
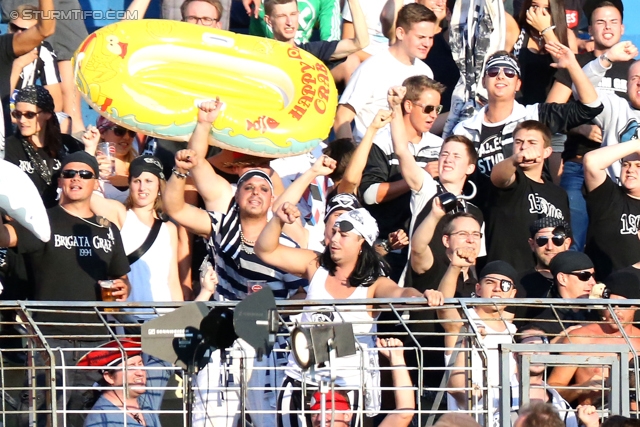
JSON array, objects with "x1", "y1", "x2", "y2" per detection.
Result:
[
  {"x1": 486, "y1": 168, "x2": 571, "y2": 274},
  {"x1": 515, "y1": 268, "x2": 555, "y2": 326},
  {"x1": 585, "y1": 177, "x2": 640, "y2": 280},
  {"x1": 14, "y1": 205, "x2": 130, "y2": 335},
  {"x1": 554, "y1": 53, "x2": 633, "y2": 160},
  {"x1": 477, "y1": 123, "x2": 509, "y2": 177},
  {"x1": 516, "y1": 32, "x2": 556, "y2": 105},
  {"x1": 297, "y1": 40, "x2": 342, "y2": 69},
  {"x1": 4, "y1": 134, "x2": 84, "y2": 208},
  {"x1": 423, "y1": 32, "x2": 459, "y2": 112}
]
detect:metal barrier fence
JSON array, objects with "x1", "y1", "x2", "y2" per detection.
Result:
[{"x1": 0, "y1": 298, "x2": 639, "y2": 427}]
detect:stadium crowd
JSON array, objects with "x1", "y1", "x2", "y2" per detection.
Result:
[{"x1": 1, "y1": 0, "x2": 640, "y2": 426}]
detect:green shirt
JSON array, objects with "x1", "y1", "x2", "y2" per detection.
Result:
[{"x1": 249, "y1": 0, "x2": 341, "y2": 44}]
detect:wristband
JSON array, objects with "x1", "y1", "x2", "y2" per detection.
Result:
[
  {"x1": 172, "y1": 167, "x2": 189, "y2": 179},
  {"x1": 540, "y1": 25, "x2": 556, "y2": 36}
]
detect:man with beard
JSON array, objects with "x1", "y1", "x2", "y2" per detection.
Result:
[
  {"x1": 547, "y1": 271, "x2": 640, "y2": 407},
  {"x1": 530, "y1": 251, "x2": 597, "y2": 336}
]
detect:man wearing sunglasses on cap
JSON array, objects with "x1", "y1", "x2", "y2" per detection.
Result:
[
  {"x1": 0, "y1": 150, "x2": 130, "y2": 427},
  {"x1": 547, "y1": 270, "x2": 640, "y2": 407},
  {"x1": 517, "y1": 217, "x2": 572, "y2": 321},
  {"x1": 451, "y1": 43, "x2": 602, "y2": 180},
  {"x1": 529, "y1": 250, "x2": 598, "y2": 336}
]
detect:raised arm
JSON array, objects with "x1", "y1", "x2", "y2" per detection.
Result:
[
  {"x1": 436, "y1": 248, "x2": 476, "y2": 332},
  {"x1": 162, "y1": 150, "x2": 213, "y2": 238},
  {"x1": 334, "y1": 104, "x2": 356, "y2": 140},
  {"x1": 272, "y1": 155, "x2": 337, "y2": 212},
  {"x1": 491, "y1": 147, "x2": 542, "y2": 188},
  {"x1": 583, "y1": 138, "x2": 640, "y2": 192},
  {"x1": 388, "y1": 86, "x2": 425, "y2": 192},
  {"x1": 410, "y1": 198, "x2": 445, "y2": 274},
  {"x1": 380, "y1": 0, "x2": 404, "y2": 42},
  {"x1": 254, "y1": 202, "x2": 318, "y2": 279},
  {"x1": 125, "y1": 0, "x2": 152, "y2": 19},
  {"x1": 337, "y1": 110, "x2": 392, "y2": 195},
  {"x1": 90, "y1": 192, "x2": 126, "y2": 229},
  {"x1": 378, "y1": 338, "x2": 415, "y2": 427},
  {"x1": 330, "y1": 0, "x2": 369, "y2": 60},
  {"x1": 188, "y1": 100, "x2": 234, "y2": 212},
  {"x1": 13, "y1": 0, "x2": 55, "y2": 56},
  {"x1": 545, "y1": 42, "x2": 597, "y2": 105}
]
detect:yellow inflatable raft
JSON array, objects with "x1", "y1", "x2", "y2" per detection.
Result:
[{"x1": 72, "y1": 20, "x2": 338, "y2": 157}]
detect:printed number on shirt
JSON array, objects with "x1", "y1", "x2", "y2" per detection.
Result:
[{"x1": 527, "y1": 193, "x2": 565, "y2": 219}]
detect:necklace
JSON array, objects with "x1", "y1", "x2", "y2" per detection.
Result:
[
  {"x1": 112, "y1": 391, "x2": 145, "y2": 425},
  {"x1": 239, "y1": 229, "x2": 255, "y2": 254},
  {"x1": 59, "y1": 205, "x2": 106, "y2": 228}
]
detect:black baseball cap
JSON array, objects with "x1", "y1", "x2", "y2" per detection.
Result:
[
  {"x1": 129, "y1": 155, "x2": 165, "y2": 181},
  {"x1": 60, "y1": 151, "x2": 99, "y2": 177},
  {"x1": 549, "y1": 251, "x2": 594, "y2": 278}
]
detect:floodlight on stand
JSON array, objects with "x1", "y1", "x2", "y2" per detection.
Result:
[
  {"x1": 290, "y1": 323, "x2": 357, "y2": 371},
  {"x1": 291, "y1": 326, "x2": 314, "y2": 369}
]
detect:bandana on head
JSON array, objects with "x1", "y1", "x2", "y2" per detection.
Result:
[
  {"x1": 15, "y1": 85, "x2": 55, "y2": 113},
  {"x1": 309, "y1": 391, "x2": 351, "y2": 411},
  {"x1": 334, "y1": 208, "x2": 379, "y2": 246},
  {"x1": 96, "y1": 116, "x2": 116, "y2": 134},
  {"x1": 237, "y1": 169, "x2": 274, "y2": 193},
  {"x1": 324, "y1": 193, "x2": 361, "y2": 223},
  {"x1": 129, "y1": 155, "x2": 165, "y2": 180},
  {"x1": 485, "y1": 54, "x2": 521, "y2": 77}
]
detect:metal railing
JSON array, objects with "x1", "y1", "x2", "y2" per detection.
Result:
[{"x1": 0, "y1": 298, "x2": 638, "y2": 427}]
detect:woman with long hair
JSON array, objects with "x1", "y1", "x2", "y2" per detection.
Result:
[
  {"x1": 512, "y1": 0, "x2": 578, "y2": 104},
  {"x1": 4, "y1": 85, "x2": 84, "y2": 208},
  {"x1": 255, "y1": 202, "x2": 427, "y2": 427},
  {"x1": 95, "y1": 116, "x2": 139, "y2": 202},
  {"x1": 89, "y1": 150, "x2": 183, "y2": 315}
]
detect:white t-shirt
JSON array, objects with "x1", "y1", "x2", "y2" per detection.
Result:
[{"x1": 339, "y1": 48, "x2": 433, "y2": 143}]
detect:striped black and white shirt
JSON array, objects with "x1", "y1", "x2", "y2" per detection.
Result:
[{"x1": 207, "y1": 208, "x2": 308, "y2": 301}]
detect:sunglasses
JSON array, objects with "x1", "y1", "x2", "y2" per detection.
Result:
[
  {"x1": 518, "y1": 335, "x2": 550, "y2": 345},
  {"x1": 567, "y1": 271, "x2": 594, "y2": 282},
  {"x1": 109, "y1": 126, "x2": 136, "y2": 138},
  {"x1": 412, "y1": 101, "x2": 443, "y2": 115},
  {"x1": 535, "y1": 233, "x2": 566, "y2": 247},
  {"x1": 61, "y1": 169, "x2": 95, "y2": 180},
  {"x1": 485, "y1": 66, "x2": 518, "y2": 79},
  {"x1": 9, "y1": 23, "x2": 27, "y2": 33},
  {"x1": 334, "y1": 221, "x2": 355, "y2": 232},
  {"x1": 11, "y1": 110, "x2": 40, "y2": 120},
  {"x1": 483, "y1": 276, "x2": 514, "y2": 292}
]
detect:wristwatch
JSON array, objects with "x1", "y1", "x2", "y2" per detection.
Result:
[
  {"x1": 599, "y1": 53, "x2": 612, "y2": 67},
  {"x1": 379, "y1": 239, "x2": 391, "y2": 252}
]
